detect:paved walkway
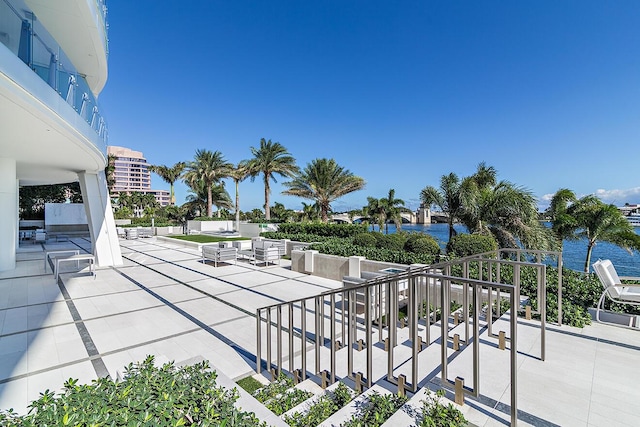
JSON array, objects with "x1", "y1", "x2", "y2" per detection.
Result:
[
  {"x1": 1, "y1": 237, "x2": 640, "y2": 427},
  {"x1": 0, "y1": 237, "x2": 341, "y2": 414}
]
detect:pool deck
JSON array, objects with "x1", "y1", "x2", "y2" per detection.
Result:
[{"x1": 1, "y1": 237, "x2": 639, "y2": 426}]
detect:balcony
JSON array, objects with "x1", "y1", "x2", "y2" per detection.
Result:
[{"x1": 0, "y1": 0, "x2": 108, "y2": 149}]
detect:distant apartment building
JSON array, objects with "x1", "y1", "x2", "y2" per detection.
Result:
[{"x1": 107, "y1": 146, "x2": 170, "y2": 206}]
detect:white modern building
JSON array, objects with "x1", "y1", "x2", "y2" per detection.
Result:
[{"x1": 0, "y1": 0, "x2": 122, "y2": 271}]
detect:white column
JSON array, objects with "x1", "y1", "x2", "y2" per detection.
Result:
[
  {"x1": 0, "y1": 158, "x2": 18, "y2": 271},
  {"x1": 78, "y1": 171, "x2": 123, "y2": 267}
]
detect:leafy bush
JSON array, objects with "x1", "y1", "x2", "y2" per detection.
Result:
[
  {"x1": 0, "y1": 356, "x2": 265, "y2": 426},
  {"x1": 252, "y1": 374, "x2": 312, "y2": 416},
  {"x1": 284, "y1": 382, "x2": 355, "y2": 427},
  {"x1": 237, "y1": 376, "x2": 264, "y2": 395},
  {"x1": 374, "y1": 233, "x2": 407, "y2": 251},
  {"x1": 446, "y1": 233, "x2": 498, "y2": 257},
  {"x1": 405, "y1": 234, "x2": 441, "y2": 257},
  {"x1": 419, "y1": 389, "x2": 467, "y2": 427},
  {"x1": 193, "y1": 216, "x2": 230, "y2": 221},
  {"x1": 341, "y1": 392, "x2": 407, "y2": 427},
  {"x1": 277, "y1": 223, "x2": 367, "y2": 238},
  {"x1": 352, "y1": 232, "x2": 377, "y2": 247}
]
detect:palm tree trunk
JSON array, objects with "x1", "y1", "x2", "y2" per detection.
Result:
[
  {"x1": 207, "y1": 185, "x2": 213, "y2": 217},
  {"x1": 448, "y1": 217, "x2": 455, "y2": 240},
  {"x1": 264, "y1": 174, "x2": 271, "y2": 221},
  {"x1": 584, "y1": 240, "x2": 595, "y2": 273},
  {"x1": 170, "y1": 182, "x2": 175, "y2": 205},
  {"x1": 235, "y1": 180, "x2": 240, "y2": 231}
]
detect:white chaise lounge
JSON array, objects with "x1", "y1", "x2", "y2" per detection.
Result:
[{"x1": 592, "y1": 259, "x2": 640, "y2": 327}]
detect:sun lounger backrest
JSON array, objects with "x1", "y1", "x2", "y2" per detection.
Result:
[{"x1": 593, "y1": 259, "x2": 621, "y2": 298}]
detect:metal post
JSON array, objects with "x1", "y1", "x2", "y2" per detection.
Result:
[
  {"x1": 330, "y1": 293, "x2": 336, "y2": 384},
  {"x1": 288, "y1": 302, "x2": 294, "y2": 373},
  {"x1": 365, "y1": 287, "x2": 373, "y2": 388},
  {"x1": 541, "y1": 265, "x2": 546, "y2": 361},
  {"x1": 441, "y1": 275, "x2": 449, "y2": 382},
  {"x1": 266, "y1": 308, "x2": 272, "y2": 377},
  {"x1": 348, "y1": 290, "x2": 354, "y2": 378},
  {"x1": 301, "y1": 300, "x2": 307, "y2": 380},
  {"x1": 256, "y1": 308, "x2": 262, "y2": 375},
  {"x1": 510, "y1": 286, "x2": 518, "y2": 426},
  {"x1": 315, "y1": 296, "x2": 321, "y2": 374},
  {"x1": 277, "y1": 305, "x2": 282, "y2": 376},
  {"x1": 411, "y1": 277, "x2": 419, "y2": 391},
  {"x1": 473, "y1": 284, "x2": 480, "y2": 397}
]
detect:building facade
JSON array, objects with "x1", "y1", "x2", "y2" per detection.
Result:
[
  {"x1": 0, "y1": 0, "x2": 122, "y2": 270},
  {"x1": 107, "y1": 146, "x2": 170, "y2": 207}
]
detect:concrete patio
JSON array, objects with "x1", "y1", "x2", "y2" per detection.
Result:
[{"x1": 1, "y1": 237, "x2": 639, "y2": 426}]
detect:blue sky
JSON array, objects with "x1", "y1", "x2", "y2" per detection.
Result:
[{"x1": 100, "y1": 1, "x2": 640, "y2": 212}]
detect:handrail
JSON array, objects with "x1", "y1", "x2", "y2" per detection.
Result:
[{"x1": 255, "y1": 250, "x2": 557, "y2": 426}]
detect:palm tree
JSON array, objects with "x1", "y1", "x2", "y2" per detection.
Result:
[
  {"x1": 105, "y1": 154, "x2": 117, "y2": 191},
  {"x1": 247, "y1": 138, "x2": 298, "y2": 221},
  {"x1": 420, "y1": 172, "x2": 464, "y2": 241},
  {"x1": 184, "y1": 181, "x2": 232, "y2": 218},
  {"x1": 567, "y1": 195, "x2": 640, "y2": 272},
  {"x1": 458, "y1": 167, "x2": 553, "y2": 251},
  {"x1": 149, "y1": 162, "x2": 186, "y2": 205},
  {"x1": 298, "y1": 202, "x2": 321, "y2": 222},
  {"x1": 381, "y1": 189, "x2": 406, "y2": 234},
  {"x1": 229, "y1": 161, "x2": 250, "y2": 231},
  {"x1": 282, "y1": 158, "x2": 365, "y2": 222},
  {"x1": 363, "y1": 196, "x2": 386, "y2": 232},
  {"x1": 183, "y1": 149, "x2": 232, "y2": 217},
  {"x1": 545, "y1": 188, "x2": 578, "y2": 250}
]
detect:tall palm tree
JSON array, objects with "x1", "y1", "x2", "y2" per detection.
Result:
[
  {"x1": 247, "y1": 138, "x2": 298, "y2": 221},
  {"x1": 381, "y1": 189, "x2": 406, "y2": 234},
  {"x1": 183, "y1": 149, "x2": 232, "y2": 217},
  {"x1": 148, "y1": 162, "x2": 186, "y2": 205},
  {"x1": 229, "y1": 161, "x2": 250, "y2": 231},
  {"x1": 105, "y1": 153, "x2": 117, "y2": 191},
  {"x1": 545, "y1": 188, "x2": 578, "y2": 250},
  {"x1": 282, "y1": 158, "x2": 365, "y2": 222},
  {"x1": 567, "y1": 195, "x2": 640, "y2": 272},
  {"x1": 420, "y1": 172, "x2": 463, "y2": 241}
]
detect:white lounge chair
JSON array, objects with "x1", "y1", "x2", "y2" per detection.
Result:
[{"x1": 592, "y1": 259, "x2": 640, "y2": 326}]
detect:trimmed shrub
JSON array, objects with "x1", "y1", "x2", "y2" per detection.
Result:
[
  {"x1": 375, "y1": 233, "x2": 407, "y2": 251},
  {"x1": 259, "y1": 231, "x2": 337, "y2": 243},
  {"x1": 277, "y1": 223, "x2": 367, "y2": 238},
  {"x1": 352, "y1": 232, "x2": 377, "y2": 247},
  {"x1": 446, "y1": 233, "x2": 497, "y2": 257},
  {"x1": 405, "y1": 233, "x2": 441, "y2": 256},
  {"x1": 308, "y1": 241, "x2": 438, "y2": 265}
]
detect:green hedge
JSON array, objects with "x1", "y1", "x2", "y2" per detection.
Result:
[
  {"x1": 277, "y1": 223, "x2": 367, "y2": 238},
  {"x1": 309, "y1": 241, "x2": 438, "y2": 265},
  {"x1": 0, "y1": 356, "x2": 265, "y2": 426},
  {"x1": 447, "y1": 233, "x2": 498, "y2": 257},
  {"x1": 259, "y1": 232, "x2": 339, "y2": 243},
  {"x1": 446, "y1": 233, "x2": 497, "y2": 257}
]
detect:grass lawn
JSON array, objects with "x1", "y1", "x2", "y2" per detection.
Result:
[
  {"x1": 168, "y1": 235, "x2": 250, "y2": 243},
  {"x1": 236, "y1": 376, "x2": 264, "y2": 394}
]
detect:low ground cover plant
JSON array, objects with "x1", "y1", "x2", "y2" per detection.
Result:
[
  {"x1": 252, "y1": 374, "x2": 313, "y2": 416},
  {"x1": 418, "y1": 389, "x2": 468, "y2": 427},
  {"x1": 0, "y1": 356, "x2": 265, "y2": 426},
  {"x1": 237, "y1": 375, "x2": 264, "y2": 394},
  {"x1": 284, "y1": 382, "x2": 355, "y2": 427},
  {"x1": 341, "y1": 392, "x2": 407, "y2": 427}
]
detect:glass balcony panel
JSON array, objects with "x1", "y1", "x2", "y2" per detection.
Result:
[{"x1": 0, "y1": 0, "x2": 108, "y2": 149}]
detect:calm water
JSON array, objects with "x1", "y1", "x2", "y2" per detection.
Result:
[{"x1": 375, "y1": 223, "x2": 640, "y2": 276}]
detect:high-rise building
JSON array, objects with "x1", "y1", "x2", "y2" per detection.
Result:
[
  {"x1": 0, "y1": 0, "x2": 122, "y2": 270},
  {"x1": 107, "y1": 146, "x2": 171, "y2": 206}
]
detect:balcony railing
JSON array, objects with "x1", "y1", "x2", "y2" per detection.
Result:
[
  {"x1": 0, "y1": 0, "x2": 109, "y2": 150},
  {"x1": 256, "y1": 249, "x2": 561, "y2": 426}
]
